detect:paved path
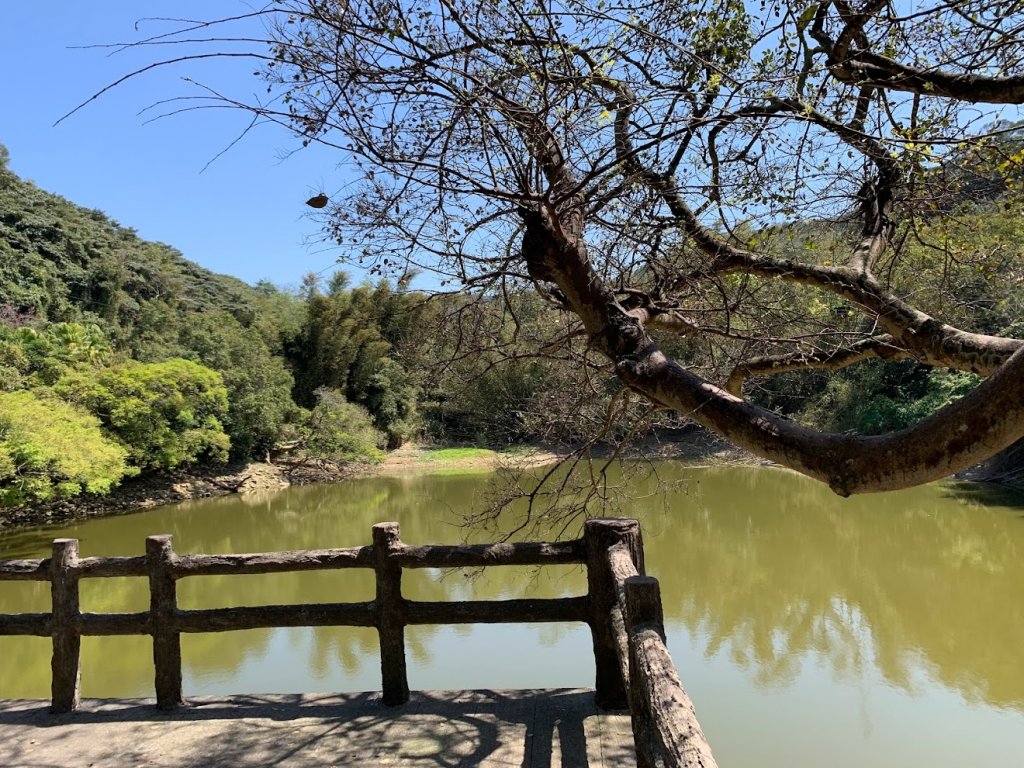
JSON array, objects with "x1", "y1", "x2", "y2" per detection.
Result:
[{"x1": 0, "y1": 689, "x2": 635, "y2": 767}]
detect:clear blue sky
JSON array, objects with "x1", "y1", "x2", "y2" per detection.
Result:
[{"x1": 0, "y1": 2, "x2": 359, "y2": 289}]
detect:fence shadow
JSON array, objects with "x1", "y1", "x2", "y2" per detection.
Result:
[{"x1": 0, "y1": 688, "x2": 634, "y2": 767}]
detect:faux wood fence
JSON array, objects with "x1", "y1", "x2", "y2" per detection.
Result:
[
  {"x1": 0, "y1": 518, "x2": 716, "y2": 766},
  {"x1": 602, "y1": 529, "x2": 719, "y2": 768}
]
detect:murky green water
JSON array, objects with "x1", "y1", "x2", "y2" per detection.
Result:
[{"x1": 2, "y1": 463, "x2": 1023, "y2": 767}]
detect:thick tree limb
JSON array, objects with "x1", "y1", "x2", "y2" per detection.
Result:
[
  {"x1": 521, "y1": 206, "x2": 1024, "y2": 495},
  {"x1": 813, "y1": 0, "x2": 1024, "y2": 104},
  {"x1": 609, "y1": 103, "x2": 1023, "y2": 374},
  {"x1": 832, "y1": 53, "x2": 1024, "y2": 104},
  {"x1": 615, "y1": 331, "x2": 1024, "y2": 496},
  {"x1": 707, "y1": 254, "x2": 1023, "y2": 374},
  {"x1": 498, "y1": 75, "x2": 1024, "y2": 494}
]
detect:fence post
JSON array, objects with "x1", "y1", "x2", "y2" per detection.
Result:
[
  {"x1": 373, "y1": 522, "x2": 409, "y2": 705},
  {"x1": 50, "y1": 538, "x2": 81, "y2": 713},
  {"x1": 584, "y1": 518, "x2": 644, "y2": 710},
  {"x1": 624, "y1": 576, "x2": 664, "y2": 768},
  {"x1": 146, "y1": 535, "x2": 183, "y2": 710}
]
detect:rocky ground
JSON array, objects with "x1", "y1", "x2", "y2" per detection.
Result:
[{"x1": 0, "y1": 460, "x2": 359, "y2": 531}]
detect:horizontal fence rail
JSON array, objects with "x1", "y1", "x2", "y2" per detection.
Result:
[
  {"x1": 0, "y1": 523, "x2": 591, "y2": 711},
  {"x1": 0, "y1": 518, "x2": 717, "y2": 765}
]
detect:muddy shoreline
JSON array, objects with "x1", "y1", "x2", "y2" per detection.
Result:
[{"x1": 0, "y1": 459, "x2": 365, "y2": 532}]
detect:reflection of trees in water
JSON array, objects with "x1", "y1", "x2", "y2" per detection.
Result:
[
  {"x1": 2, "y1": 465, "x2": 1021, "y2": 708},
  {"x1": 307, "y1": 626, "x2": 377, "y2": 680},
  {"x1": 636, "y1": 465, "x2": 1024, "y2": 710}
]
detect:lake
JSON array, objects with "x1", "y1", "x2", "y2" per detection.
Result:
[{"x1": 2, "y1": 462, "x2": 1023, "y2": 767}]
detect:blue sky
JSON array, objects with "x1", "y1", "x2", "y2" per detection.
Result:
[{"x1": 0, "y1": 2, "x2": 359, "y2": 289}]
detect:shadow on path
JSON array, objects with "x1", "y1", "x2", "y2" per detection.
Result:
[{"x1": 0, "y1": 688, "x2": 635, "y2": 767}]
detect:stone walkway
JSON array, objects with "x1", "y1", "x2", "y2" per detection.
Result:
[{"x1": 0, "y1": 689, "x2": 636, "y2": 767}]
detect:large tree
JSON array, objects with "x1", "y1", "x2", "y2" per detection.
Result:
[{"x1": 94, "y1": 0, "x2": 1024, "y2": 494}]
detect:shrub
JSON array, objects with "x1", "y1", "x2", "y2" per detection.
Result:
[
  {"x1": 0, "y1": 390, "x2": 131, "y2": 506},
  {"x1": 302, "y1": 388, "x2": 384, "y2": 464}
]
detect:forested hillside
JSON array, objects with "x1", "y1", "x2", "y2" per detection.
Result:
[
  {"x1": 0, "y1": 146, "x2": 267, "y2": 342},
  {"x1": 0, "y1": 142, "x2": 588, "y2": 509},
  {"x1": 4, "y1": 126, "x2": 1024, "y2": 508},
  {"x1": 0, "y1": 144, "x2": 409, "y2": 507}
]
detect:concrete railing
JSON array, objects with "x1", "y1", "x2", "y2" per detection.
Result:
[
  {"x1": 0, "y1": 518, "x2": 716, "y2": 765},
  {"x1": 600, "y1": 525, "x2": 719, "y2": 768}
]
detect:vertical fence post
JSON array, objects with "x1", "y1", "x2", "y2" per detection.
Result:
[
  {"x1": 624, "y1": 576, "x2": 666, "y2": 639},
  {"x1": 50, "y1": 538, "x2": 81, "y2": 713},
  {"x1": 146, "y1": 535, "x2": 183, "y2": 710},
  {"x1": 373, "y1": 522, "x2": 409, "y2": 705},
  {"x1": 624, "y1": 576, "x2": 664, "y2": 768},
  {"x1": 584, "y1": 518, "x2": 644, "y2": 710}
]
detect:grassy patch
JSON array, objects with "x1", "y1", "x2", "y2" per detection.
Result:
[{"x1": 417, "y1": 447, "x2": 496, "y2": 462}]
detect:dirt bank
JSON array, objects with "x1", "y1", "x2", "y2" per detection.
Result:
[
  {"x1": 0, "y1": 460, "x2": 361, "y2": 532},
  {"x1": 370, "y1": 445, "x2": 562, "y2": 474}
]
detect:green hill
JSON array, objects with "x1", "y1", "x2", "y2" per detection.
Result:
[
  {"x1": 0, "y1": 143, "x2": 275, "y2": 349},
  {"x1": 0, "y1": 142, "x2": 302, "y2": 475},
  {"x1": 0, "y1": 143, "x2": 427, "y2": 511}
]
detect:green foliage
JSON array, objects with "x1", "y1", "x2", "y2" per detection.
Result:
[
  {"x1": 249, "y1": 280, "x2": 306, "y2": 354},
  {"x1": 415, "y1": 292, "x2": 577, "y2": 445},
  {"x1": 894, "y1": 207, "x2": 1024, "y2": 337},
  {"x1": 291, "y1": 277, "x2": 422, "y2": 446},
  {"x1": 0, "y1": 147, "x2": 586, "y2": 463},
  {"x1": 0, "y1": 322, "x2": 112, "y2": 386},
  {"x1": 428, "y1": 358, "x2": 556, "y2": 444},
  {"x1": 799, "y1": 362, "x2": 980, "y2": 435},
  {"x1": 358, "y1": 356, "x2": 418, "y2": 449},
  {"x1": 177, "y1": 312, "x2": 296, "y2": 459},
  {"x1": 0, "y1": 390, "x2": 130, "y2": 506},
  {"x1": 55, "y1": 359, "x2": 230, "y2": 470},
  {"x1": 742, "y1": 196, "x2": 1024, "y2": 436},
  {"x1": 867, "y1": 370, "x2": 980, "y2": 434},
  {"x1": 301, "y1": 388, "x2": 384, "y2": 464},
  {"x1": 0, "y1": 155, "x2": 312, "y2": 466}
]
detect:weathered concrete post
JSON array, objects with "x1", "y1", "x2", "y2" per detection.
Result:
[
  {"x1": 373, "y1": 522, "x2": 409, "y2": 705},
  {"x1": 50, "y1": 538, "x2": 81, "y2": 713},
  {"x1": 147, "y1": 535, "x2": 184, "y2": 710},
  {"x1": 625, "y1": 575, "x2": 718, "y2": 768},
  {"x1": 624, "y1": 576, "x2": 666, "y2": 637},
  {"x1": 584, "y1": 518, "x2": 644, "y2": 710},
  {"x1": 624, "y1": 576, "x2": 663, "y2": 768}
]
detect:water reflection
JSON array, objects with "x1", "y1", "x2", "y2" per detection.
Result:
[
  {"x1": 1, "y1": 464, "x2": 1023, "y2": 739},
  {"x1": 635, "y1": 465, "x2": 1024, "y2": 710}
]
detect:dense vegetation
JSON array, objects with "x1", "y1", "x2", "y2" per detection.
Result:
[
  {"x1": 0, "y1": 140, "x2": 579, "y2": 508},
  {"x1": 3, "y1": 127, "x2": 1023, "y2": 508},
  {"x1": 0, "y1": 144, "x2": 403, "y2": 506}
]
